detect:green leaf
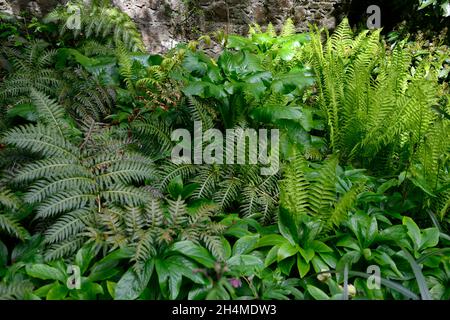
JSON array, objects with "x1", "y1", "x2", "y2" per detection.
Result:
[
  {"x1": 365, "y1": 217, "x2": 378, "y2": 246},
  {"x1": 115, "y1": 260, "x2": 153, "y2": 300},
  {"x1": 297, "y1": 254, "x2": 311, "y2": 278},
  {"x1": 277, "y1": 242, "x2": 298, "y2": 261},
  {"x1": 377, "y1": 179, "x2": 399, "y2": 194},
  {"x1": 298, "y1": 247, "x2": 315, "y2": 263},
  {"x1": 226, "y1": 35, "x2": 255, "y2": 50},
  {"x1": 307, "y1": 285, "x2": 329, "y2": 300},
  {"x1": 46, "y1": 283, "x2": 69, "y2": 300},
  {"x1": 88, "y1": 247, "x2": 133, "y2": 282},
  {"x1": 401, "y1": 249, "x2": 432, "y2": 300},
  {"x1": 7, "y1": 103, "x2": 38, "y2": 121},
  {"x1": 75, "y1": 245, "x2": 95, "y2": 275},
  {"x1": 227, "y1": 255, "x2": 263, "y2": 275},
  {"x1": 265, "y1": 246, "x2": 279, "y2": 267},
  {"x1": 106, "y1": 281, "x2": 116, "y2": 299},
  {"x1": 167, "y1": 175, "x2": 184, "y2": 199},
  {"x1": 420, "y1": 228, "x2": 439, "y2": 250},
  {"x1": 250, "y1": 105, "x2": 303, "y2": 123},
  {"x1": 403, "y1": 216, "x2": 422, "y2": 250},
  {"x1": 271, "y1": 70, "x2": 315, "y2": 94},
  {"x1": 26, "y1": 264, "x2": 66, "y2": 282},
  {"x1": 309, "y1": 240, "x2": 333, "y2": 253},
  {"x1": 278, "y1": 207, "x2": 298, "y2": 245},
  {"x1": 154, "y1": 258, "x2": 170, "y2": 297},
  {"x1": 232, "y1": 235, "x2": 259, "y2": 255},
  {"x1": 171, "y1": 241, "x2": 216, "y2": 268},
  {"x1": 257, "y1": 234, "x2": 287, "y2": 247},
  {"x1": 34, "y1": 283, "x2": 56, "y2": 297},
  {"x1": 278, "y1": 40, "x2": 301, "y2": 61}
]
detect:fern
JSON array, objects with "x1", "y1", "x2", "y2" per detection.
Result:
[
  {"x1": 0, "y1": 40, "x2": 60, "y2": 106},
  {"x1": 45, "y1": 0, "x2": 145, "y2": 52},
  {"x1": 306, "y1": 18, "x2": 449, "y2": 178},
  {"x1": 280, "y1": 156, "x2": 365, "y2": 232},
  {"x1": 0, "y1": 187, "x2": 29, "y2": 241},
  {"x1": 92, "y1": 195, "x2": 226, "y2": 266},
  {"x1": 1, "y1": 94, "x2": 155, "y2": 260}
]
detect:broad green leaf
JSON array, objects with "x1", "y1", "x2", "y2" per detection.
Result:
[
  {"x1": 232, "y1": 234, "x2": 260, "y2": 255},
  {"x1": 250, "y1": 105, "x2": 303, "y2": 123},
  {"x1": 7, "y1": 103, "x2": 38, "y2": 121},
  {"x1": 171, "y1": 241, "x2": 215, "y2": 268},
  {"x1": 226, "y1": 35, "x2": 255, "y2": 50},
  {"x1": 365, "y1": 217, "x2": 378, "y2": 246},
  {"x1": 298, "y1": 247, "x2": 315, "y2": 263},
  {"x1": 336, "y1": 236, "x2": 360, "y2": 250},
  {"x1": 257, "y1": 234, "x2": 287, "y2": 247},
  {"x1": 420, "y1": 228, "x2": 439, "y2": 250},
  {"x1": 277, "y1": 242, "x2": 298, "y2": 261},
  {"x1": 227, "y1": 255, "x2": 263, "y2": 275},
  {"x1": 167, "y1": 255, "x2": 206, "y2": 285},
  {"x1": 76, "y1": 282, "x2": 104, "y2": 300},
  {"x1": 88, "y1": 247, "x2": 132, "y2": 282},
  {"x1": 376, "y1": 179, "x2": 398, "y2": 194},
  {"x1": 271, "y1": 70, "x2": 315, "y2": 94},
  {"x1": 279, "y1": 256, "x2": 295, "y2": 275},
  {"x1": 297, "y1": 255, "x2": 310, "y2": 278},
  {"x1": 311, "y1": 255, "x2": 329, "y2": 274},
  {"x1": 75, "y1": 245, "x2": 95, "y2": 275},
  {"x1": 278, "y1": 40, "x2": 301, "y2": 61},
  {"x1": 167, "y1": 175, "x2": 184, "y2": 199},
  {"x1": 46, "y1": 283, "x2": 68, "y2": 300},
  {"x1": 307, "y1": 285, "x2": 329, "y2": 300},
  {"x1": 115, "y1": 260, "x2": 153, "y2": 300},
  {"x1": 26, "y1": 264, "x2": 66, "y2": 282},
  {"x1": 309, "y1": 240, "x2": 333, "y2": 253},
  {"x1": 34, "y1": 283, "x2": 57, "y2": 297},
  {"x1": 403, "y1": 216, "x2": 422, "y2": 250},
  {"x1": 278, "y1": 207, "x2": 298, "y2": 245},
  {"x1": 155, "y1": 258, "x2": 170, "y2": 297},
  {"x1": 265, "y1": 245, "x2": 279, "y2": 267}
]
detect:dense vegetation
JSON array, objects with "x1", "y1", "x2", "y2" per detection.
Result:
[{"x1": 0, "y1": 1, "x2": 449, "y2": 300}]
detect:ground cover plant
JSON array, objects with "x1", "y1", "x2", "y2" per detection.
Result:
[{"x1": 0, "y1": 0, "x2": 449, "y2": 300}]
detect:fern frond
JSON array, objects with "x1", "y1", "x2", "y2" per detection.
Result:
[{"x1": 0, "y1": 213, "x2": 29, "y2": 240}]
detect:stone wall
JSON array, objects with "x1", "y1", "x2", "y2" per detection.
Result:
[{"x1": 1, "y1": 0, "x2": 349, "y2": 52}]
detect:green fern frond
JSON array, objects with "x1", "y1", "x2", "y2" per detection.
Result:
[
  {"x1": 0, "y1": 213, "x2": 29, "y2": 240},
  {"x1": 44, "y1": 209, "x2": 90, "y2": 244}
]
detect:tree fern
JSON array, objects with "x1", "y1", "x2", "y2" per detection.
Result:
[
  {"x1": 0, "y1": 40, "x2": 60, "y2": 106},
  {"x1": 1, "y1": 95, "x2": 155, "y2": 260}
]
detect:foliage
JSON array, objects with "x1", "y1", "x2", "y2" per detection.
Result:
[
  {"x1": 0, "y1": 4, "x2": 449, "y2": 301},
  {"x1": 418, "y1": 0, "x2": 450, "y2": 17},
  {"x1": 45, "y1": 0, "x2": 145, "y2": 52}
]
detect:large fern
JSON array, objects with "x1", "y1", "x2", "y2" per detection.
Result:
[
  {"x1": 306, "y1": 19, "x2": 449, "y2": 175},
  {"x1": 1, "y1": 91, "x2": 155, "y2": 260},
  {"x1": 0, "y1": 40, "x2": 60, "y2": 107},
  {"x1": 280, "y1": 155, "x2": 365, "y2": 232}
]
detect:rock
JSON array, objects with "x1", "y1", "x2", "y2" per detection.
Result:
[{"x1": 1, "y1": 0, "x2": 349, "y2": 53}]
